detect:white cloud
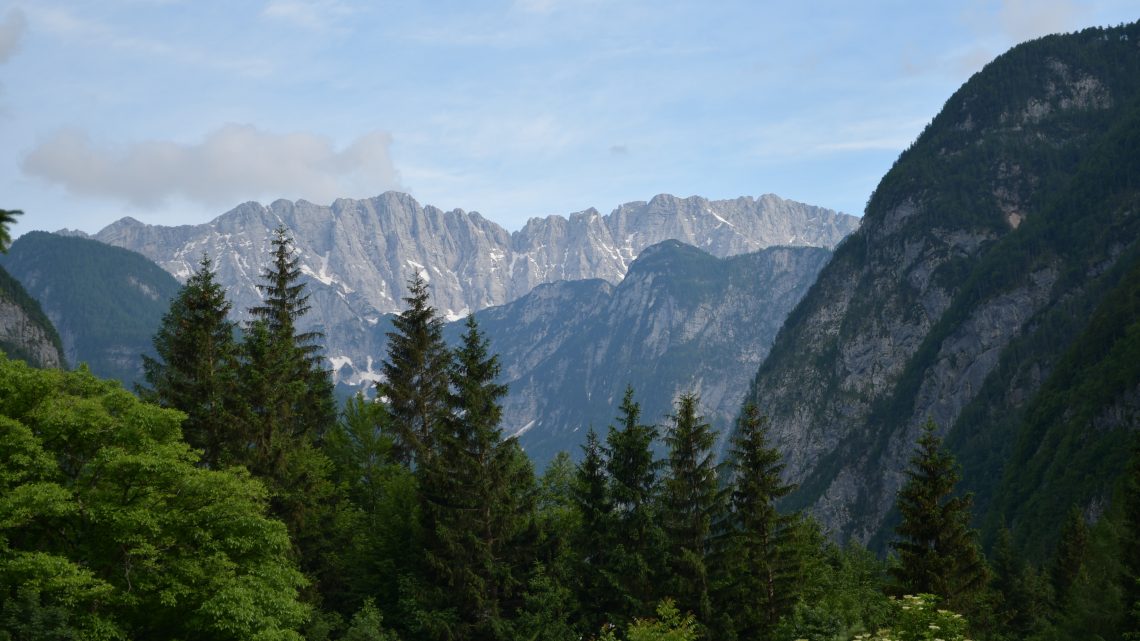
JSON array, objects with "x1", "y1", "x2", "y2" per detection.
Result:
[
  {"x1": 22, "y1": 124, "x2": 402, "y2": 208},
  {"x1": 0, "y1": 7, "x2": 26, "y2": 64}
]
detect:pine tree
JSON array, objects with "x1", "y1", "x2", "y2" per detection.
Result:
[
  {"x1": 139, "y1": 255, "x2": 242, "y2": 468},
  {"x1": 243, "y1": 225, "x2": 336, "y2": 450},
  {"x1": 571, "y1": 427, "x2": 619, "y2": 633},
  {"x1": 238, "y1": 226, "x2": 339, "y2": 601},
  {"x1": 379, "y1": 273, "x2": 451, "y2": 467},
  {"x1": 604, "y1": 386, "x2": 664, "y2": 623},
  {"x1": 717, "y1": 403, "x2": 799, "y2": 640},
  {"x1": 1050, "y1": 505, "x2": 1089, "y2": 609},
  {"x1": 991, "y1": 524, "x2": 1050, "y2": 638},
  {"x1": 660, "y1": 392, "x2": 723, "y2": 626},
  {"x1": 890, "y1": 418, "x2": 989, "y2": 614},
  {"x1": 417, "y1": 315, "x2": 533, "y2": 640}
]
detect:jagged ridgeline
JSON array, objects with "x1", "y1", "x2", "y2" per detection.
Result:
[
  {"x1": 742, "y1": 21, "x2": 1140, "y2": 555},
  {"x1": 0, "y1": 232, "x2": 182, "y2": 387}
]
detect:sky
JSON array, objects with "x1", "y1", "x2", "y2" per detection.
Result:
[{"x1": 0, "y1": 1, "x2": 1136, "y2": 237}]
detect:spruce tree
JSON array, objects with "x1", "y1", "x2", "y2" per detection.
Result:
[
  {"x1": 890, "y1": 418, "x2": 989, "y2": 614},
  {"x1": 604, "y1": 386, "x2": 664, "y2": 623},
  {"x1": 239, "y1": 226, "x2": 339, "y2": 600},
  {"x1": 417, "y1": 315, "x2": 532, "y2": 640},
  {"x1": 379, "y1": 274, "x2": 451, "y2": 467},
  {"x1": 660, "y1": 392, "x2": 723, "y2": 626},
  {"x1": 1050, "y1": 505, "x2": 1089, "y2": 609},
  {"x1": 571, "y1": 427, "x2": 619, "y2": 633},
  {"x1": 718, "y1": 403, "x2": 799, "y2": 639},
  {"x1": 140, "y1": 254, "x2": 242, "y2": 468},
  {"x1": 244, "y1": 225, "x2": 336, "y2": 449}
]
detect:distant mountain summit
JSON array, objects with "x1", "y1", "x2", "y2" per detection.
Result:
[{"x1": 86, "y1": 191, "x2": 857, "y2": 387}]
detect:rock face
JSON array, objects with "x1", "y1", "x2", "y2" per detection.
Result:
[
  {"x1": 0, "y1": 233, "x2": 182, "y2": 387},
  {"x1": 0, "y1": 265, "x2": 64, "y2": 369},
  {"x1": 85, "y1": 192, "x2": 857, "y2": 386},
  {"x1": 741, "y1": 22, "x2": 1140, "y2": 549},
  {"x1": 461, "y1": 241, "x2": 833, "y2": 466}
]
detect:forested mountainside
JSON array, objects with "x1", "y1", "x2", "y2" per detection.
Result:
[
  {"x1": 77, "y1": 191, "x2": 856, "y2": 387},
  {"x1": 742, "y1": 22, "x2": 1140, "y2": 554},
  {"x1": 460, "y1": 241, "x2": 833, "y2": 466},
  {"x1": 0, "y1": 264, "x2": 63, "y2": 369},
  {"x1": 0, "y1": 232, "x2": 182, "y2": 387}
]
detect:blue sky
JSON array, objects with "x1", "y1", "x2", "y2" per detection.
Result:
[{"x1": 1, "y1": 1, "x2": 1136, "y2": 236}]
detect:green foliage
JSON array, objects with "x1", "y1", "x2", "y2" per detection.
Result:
[
  {"x1": 1048, "y1": 506, "x2": 1089, "y2": 609},
  {"x1": 890, "y1": 420, "x2": 988, "y2": 615},
  {"x1": 415, "y1": 315, "x2": 537, "y2": 640},
  {"x1": 776, "y1": 529, "x2": 893, "y2": 641},
  {"x1": 380, "y1": 274, "x2": 451, "y2": 467},
  {"x1": 660, "y1": 393, "x2": 723, "y2": 625},
  {"x1": 0, "y1": 354, "x2": 308, "y2": 639},
  {"x1": 343, "y1": 599, "x2": 399, "y2": 641},
  {"x1": 139, "y1": 255, "x2": 243, "y2": 467},
  {"x1": 716, "y1": 403, "x2": 800, "y2": 639},
  {"x1": 598, "y1": 599, "x2": 699, "y2": 641},
  {"x1": 605, "y1": 386, "x2": 665, "y2": 623},
  {"x1": 0, "y1": 209, "x2": 18, "y2": 253},
  {"x1": 857, "y1": 594, "x2": 970, "y2": 641},
  {"x1": 571, "y1": 428, "x2": 620, "y2": 632}
]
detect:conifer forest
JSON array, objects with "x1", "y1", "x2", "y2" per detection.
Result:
[{"x1": 1, "y1": 224, "x2": 1137, "y2": 640}]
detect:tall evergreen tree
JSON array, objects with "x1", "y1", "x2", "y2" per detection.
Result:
[
  {"x1": 139, "y1": 255, "x2": 242, "y2": 468},
  {"x1": 717, "y1": 403, "x2": 799, "y2": 640},
  {"x1": 660, "y1": 392, "x2": 723, "y2": 627},
  {"x1": 379, "y1": 274, "x2": 451, "y2": 467},
  {"x1": 890, "y1": 419, "x2": 989, "y2": 614},
  {"x1": 571, "y1": 427, "x2": 619, "y2": 633},
  {"x1": 417, "y1": 315, "x2": 533, "y2": 640},
  {"x1": 239, "y1": 226, "x2": 339, "y2": 602},
  {"x1": 1050, "y1": 505, "x2": 1089, "y2": 610},
  {"x1": 243, "y1": 225, "x2": 336, "y2": 450},
  {"x1": 604, "y1": 386, "x2": 664, "y2": 623}
]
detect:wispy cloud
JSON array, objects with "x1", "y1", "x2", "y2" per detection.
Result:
[
  {"x1": 0, "y1": 7, "x2": 26, "y2": 64},
  {"x1": 22, "y1": 124, "x2": 401, "y2": 208},
  {"x1": 261, "y1": 0, "x2": 360, "y2": 32},
  {"x1": 30, "y1": 5, "x2": 273, "y2": 76}
]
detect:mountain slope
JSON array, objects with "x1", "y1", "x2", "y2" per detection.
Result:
[
  {"x1": 741, "y1": 22, "x2": 1140, "y2": 549},
  {"x1": 0, "y1": 264, "x2": 64, "y2": 369},
  {"x1": 0, "y1": 232, "x2": 183, "y2": 387},
  {"x1": 463, "y1": 241, "x2": 833, "y2": 467}
]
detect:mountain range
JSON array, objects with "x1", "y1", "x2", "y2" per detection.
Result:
[{"x1": 74, "y1": 192, "x2": 855, "y2": 387}]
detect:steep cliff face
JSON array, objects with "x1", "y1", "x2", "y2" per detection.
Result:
[
  {"x1": 466, "y1": 241, "x2": 833, "y2": 466},
  {"x1": 0, "y1": 265, "x2": 64, "y2": 369},
  {"x1": 84, "y1": 191, "x2": 856, "y2": 387},
  {"x1": 743, "y1": 22, "x2": 1140, "y2": 547}
]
